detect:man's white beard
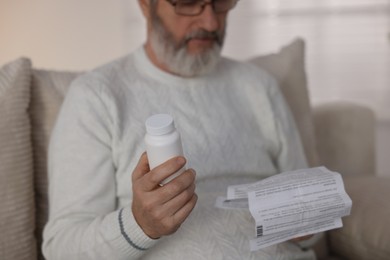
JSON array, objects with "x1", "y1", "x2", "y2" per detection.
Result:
[{"x1": 150, "y1": 14, "x2": 224, "y2": 77}]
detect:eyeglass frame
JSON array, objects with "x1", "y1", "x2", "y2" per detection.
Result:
[{"x1": 165, "y1": 0, "x2": 239, "y2": 16}]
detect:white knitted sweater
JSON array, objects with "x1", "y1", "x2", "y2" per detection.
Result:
[{"x1": 43, "y1": 47, "x2": 313, "y2": 259}]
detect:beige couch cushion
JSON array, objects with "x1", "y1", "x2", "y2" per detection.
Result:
[
  {"x1": 0, "y1": 58, "x2": 37, "y2": 260},
  {"x1": 329, "y1": 176, "x2": 390, "y2": 260},
  {"x1": 30, "y1": 69, "x2": 81, "y2": 259},
  {"x1": 313, "y1": 102, "x2": 376, "y2": 177},
  {"x1": 249, "y1": 38, "x2": 319, "y2": 167}
]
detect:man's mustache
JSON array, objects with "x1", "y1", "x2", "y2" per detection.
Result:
[{"x1": 184, "y1": 30, "x2": 224, "y2": 46}]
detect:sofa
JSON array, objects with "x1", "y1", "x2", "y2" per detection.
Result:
[{"x1": 1, "y1": 38, "x2": 389, "y2": 260}]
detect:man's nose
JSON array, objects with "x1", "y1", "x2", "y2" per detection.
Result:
[{"x1": 197, "y1": 3, "x2": 219, "y2": 31}]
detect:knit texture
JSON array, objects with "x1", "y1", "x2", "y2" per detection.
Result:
[
  {"x1": 142, "y1": 176, "x2": 316, "y2": 260},
  {"x1": 0, "y1": 58, "x2": 37, "y2": 260},
  {"x1": 43, "y1": 47, "x2": 308, "y2": 259}
]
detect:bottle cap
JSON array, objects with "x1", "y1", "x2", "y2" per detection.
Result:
[{"x1": 145, "y1": 114, "x2": 175, "y2": 136}]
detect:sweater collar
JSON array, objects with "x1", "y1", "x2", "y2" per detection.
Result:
[{"x1": 134, "y1": 45, "x2": 219, "y2": 87}]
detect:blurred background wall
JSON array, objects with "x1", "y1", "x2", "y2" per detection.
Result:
[{"x1": 1, "y1": 0, "x2": 389, "y2": 176}]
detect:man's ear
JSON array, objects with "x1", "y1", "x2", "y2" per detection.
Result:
[{"x1": 138, "y1": 0, "x2": 151, "y2": 20}]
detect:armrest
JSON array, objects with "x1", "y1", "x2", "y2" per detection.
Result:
[
  {"x1": 328, "y1": 176, "x2": 390, "y2": 259},
  {"x1": 312, "y1": 101, "x2": 376, "y2": 177}
]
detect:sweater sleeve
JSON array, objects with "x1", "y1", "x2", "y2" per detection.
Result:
[
  {"x1": 266, "y1": 77, "x2": 308, "y2": 172},
  {"x1": 42, "y1": 78, "x2": 158, "y2": 260}
]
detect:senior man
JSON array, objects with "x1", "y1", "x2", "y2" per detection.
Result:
[{"x1": 43, "y1": 0, "x2": 316, "y2": 259}]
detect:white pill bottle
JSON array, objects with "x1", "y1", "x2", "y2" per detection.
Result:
[{"x1": 144, "y1": 114, "x2": 186, "y2": 184}]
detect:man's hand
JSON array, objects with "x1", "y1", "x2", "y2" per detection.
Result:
[{"x1": 131, "y1": 152, "x2": 198, "y2": 239}]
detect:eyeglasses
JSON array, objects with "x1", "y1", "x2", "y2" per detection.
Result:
[{"x1": 166, "y1": 0, "x2": 239, "y2": 16}]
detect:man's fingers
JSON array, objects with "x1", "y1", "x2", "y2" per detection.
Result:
[
  {"x1": 131, "y1": 156, "x2": 197, "y2": 239},
  {"x1": 158, "y1": 169, "x2": 196, "y2": 204},
  {"x1": 141, "y1": 156, "x2": 187, "y2": 191},
  {"x1": 172, "y1": 193, "x2": 198, "y2": 225},
  {"x1": 132, "y1": 152, "x2": 150, "y2": 182},
  {"x1": 161, "y1": 182, "x2": 196, "y2": 214}
]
